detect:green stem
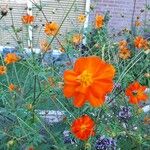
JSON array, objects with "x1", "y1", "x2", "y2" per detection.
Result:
[{"x1": 32, "y1": 75, "x2": 37, "y2": 122}]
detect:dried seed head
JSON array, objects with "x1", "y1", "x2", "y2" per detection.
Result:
[{"x1": 1, "y1": 7, "x2": 8, "y2": 16}]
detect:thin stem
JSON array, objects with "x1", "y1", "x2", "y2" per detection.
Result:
[{"x1": 32, "y1": 75, "x2": 37, "y2": 122}]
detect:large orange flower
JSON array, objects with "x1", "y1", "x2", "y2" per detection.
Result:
[
  {"x1": 4, "y1": 53, "x2": 20, "y2": 64},
  {"x1": 44, "y1": 22, "x2": 59, "y2": 36},
  {"x1": 71, "y1": 115, "x2": 95, "y2": 140},
  {"x1": 63, "y1": 56, "x2": 115, "y2": 107},
  {"x1": 134, "y1": 36, "x2": 148, "y2": 49},
  {"x1": 0, "y1": 66, "x2": 7, "y2": 75},
  {"x1": 22, "y1": 14, "x2": 34, "y2": 24},
  {"x1": 125, "y1": 81, "x2": 148, "y2": 104},
  {"x1": 95, "y1": 14, "x2": 104, "y2": 29}
]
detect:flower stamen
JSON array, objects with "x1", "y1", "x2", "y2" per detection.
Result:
[{"x1": 77, "y1": 70, "x2": 93, "y2": 87}]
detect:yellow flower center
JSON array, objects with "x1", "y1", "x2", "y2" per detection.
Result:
[
  {"x1": 80, "y1": 124, "x2": 87, "y2": 132},
  {"x1": 77, "y1": 70, "x2": 93, "y2": 87},
  {"x1": 132, "y1": 90, "x2": 138, "y2": 96}
]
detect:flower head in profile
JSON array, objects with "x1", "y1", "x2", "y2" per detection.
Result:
[
  {"x1": 9, "y1": 83, "x2": 15, "y2": 92},
  {"x1": 95, "y1": 14, "x2": 104, "y2": 29},
  {"x1": 135, "y1": 20, "x2": 141, "y2": 27},
  {"x1": 71, "y1": 115, "x2": 95, "y2": 140},
  {"x1": 4, "y1": 53, "x2": 20, "y2": 64},
  {"x1": 119, "y1": 48, "x2": 131, "y2": 59},
  {"x1": 125, "y1": 81, "x2": 148, "y2": 104},
  {"x1": 0, "y1": 66, "x2": 7, "y2": 75},
  {"x1": 63, "y1": 56, "x2": 115, "y2": 107},
  {"x1": 119, "y1": 40, "x2": 128, "y2": 50},
  {"x1": 44, "y1": 22, "x2": 59, "y2": 36},
  {"x1": 22, "y1": 14, "x2": 34, "y2": 24},
  {"x1": 134, "y1": 36, "x2": 148, "y2": 49},
  {"x1": 77, "y1": 14, "x2": 86, "y2": 23},
  {"x1": 72, "y1": 34, "x2": 83, "y2": 45},
  {"x1": 39, "y1": 40, "x2": 51, "y2": 52}
]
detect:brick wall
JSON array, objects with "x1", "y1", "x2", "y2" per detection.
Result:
[
  {"x1": 90, "y1": 0, "x2": 150, "y2": 34},
  {"x1": 0, "y1": 0, "x2": 85, "y2": 47}
]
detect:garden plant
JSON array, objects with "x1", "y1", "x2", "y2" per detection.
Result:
[{"x1": 0, "y1": 0, "x2": 150, "y2": 150}]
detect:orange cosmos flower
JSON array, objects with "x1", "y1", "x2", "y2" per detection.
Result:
[
  {"x1": 134, "y1": 36, "x2": 148, "y2": 49},
  {"x1": 4, "y1": 53, "x2": 20, "y2": 64},
  {"x1": 71, "y1": 115, "x2": 95, "y2": 140},
  {"x1": 119, "y1": 48, "x2": 131, "y2": 59},
  {"x1": 44, "y1": 22, "x2": 59, "y2": 36},
  {"x1": 78, "y1": 14, "x2": 86, "y2": 23},
  {"x1": 63, "y1": 56, "x2": 115, "y2": 107},
  {"x1": 135, "y1": 20, "x2": 141, "y2": 27},
  {"x1": 95, "y1": 14, "x2": 104, "y2": 29},
  {"x1": 39, "y1": 40, "x2": 51, "y2": 52},
  {"x1": 125, "y1": 81, "x2": 148, "y2": 104},
  {"x1": 0, "y1": 66, "x2": 7, "y2": 75},
  {"x1": 72, "y1": 34, "x2": 83, "y2": 45},
  {"x1": 22, "y1": 14, "x2": 34, "y2": 24},
  {"x1": 119, "y1": 40, "x2": 128, "y2": 50},
  {"x1": 9, "y1": 83, "x2": 15, "y2": 92}
]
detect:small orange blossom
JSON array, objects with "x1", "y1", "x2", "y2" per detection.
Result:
[
  {"x1": 44, "y1": 22, "x2": 59, "y2": 36},
  {"x1": 9, "y1": 83, "x2": 15, "y2": 92},
  {"x1": 125, "y1": 81, "x2": 148, "y2": 104},
  {"x1": 4, "y1": 53, "x2": 20, "y2": 64},
  {"x1": 119, "y1": 48, "x2": 131, "y2": 59},
  {"x1": 39, "y1": 40, "x2": 51, "y2": 52},
  {"x1": 71, "y1": 115, "x2": 95, "y2": 140},
  {"x1": 22, "y1": 14, "x2": 34, "y2": 24},
  {"x1": 134, "y1": 36, "x2": 148, "y2": 49},
  {"x1": 119, "y1": 40, "x2": 128, "y2": 50},
  {"x1": 78, "y1": 14, "x2": 86, "y2": 23},
  {"x1": 0, "y1": 66, "x2": 7, "y2": 75},
  {"x1": 72, "y1": 34, "x2": 83, "y2": 45},
  {"x1": 95, "y1": 14, "x2": 104, "y2": 29}
]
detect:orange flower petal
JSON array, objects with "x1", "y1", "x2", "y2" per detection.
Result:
[
  {"x1": 90, "y1": 81, "x2": 113, "y2": 97},
  {"x1": 75, "y1": 85, "x2": 88, "y2": 94},
  {"x1": 74, "y1": 56, "x2": 103, "y2": 74},
  {"x1": 130, "y1": 96, "x2": 138, "y2": 104},
  {"x1": 73, "y1": 93, "x2": 86, "y2": 107},
  {"x1": 63, "y1": 85, "x2": 76, "y2": 98},
  {"x1": 138, "y1": 94, "x2": 148, "y2": 101},
  {"x1": 88, "y1": 92, "x2": 105, "y2": 107},
  {"x1": 64, "y1": 70, "x2": 77, "y2": 83},
  {"x1": 94, "y1": 64, "x2": 115, "y2": 79}
]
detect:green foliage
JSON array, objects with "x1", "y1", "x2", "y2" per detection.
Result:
[{"x1": 0, "y1": 0, "x2": 150, "y2": 150}]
